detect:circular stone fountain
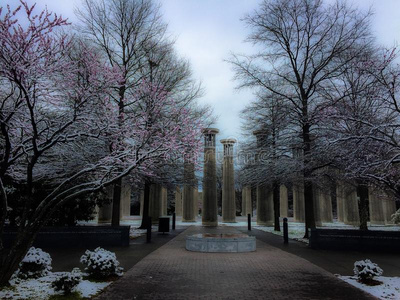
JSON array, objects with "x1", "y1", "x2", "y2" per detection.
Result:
[{"x1": 186, "y1": 233, "x2": 256, "y2": 253}]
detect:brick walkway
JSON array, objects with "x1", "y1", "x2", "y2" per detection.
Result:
[{"x1": 96, "y1": 226, "x2": 376, "y2": 300}]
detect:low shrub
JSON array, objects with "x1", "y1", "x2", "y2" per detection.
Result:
[
  {"x1": 391, "y1": 209, "x2": 400, "y2": 224},
  {"x1": 52, "y1": 268, "x2": 82, "y2": 295},
  {"x1": 80, "y1": 247, "x2": 123, "y2": 279},
  {"x1": 353, "y1": 259, "x2": 383, "y2": 284},
  {"x1": 15, "y1": 247, "x2": 52, "y2": 280}
]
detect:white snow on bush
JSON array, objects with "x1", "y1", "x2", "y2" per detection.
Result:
[
  {"x1": 339, "y1": 275, "x2": 400, "y2": 300},
  {"x1": 80, "y1": 247, "x2": 123, "y2": 278},
  {"x1": 13, "y1": 247, "x2": 52, "y2": 280},
  {"x1": 0, "y1": 272, "x2": 110, "y2": 299},
  {"x1": 354, "y1": 259, "x2": 383, "y2": 281},
  {"x1": 391, "y1": 209, "x2": 400, "y2": 224}
]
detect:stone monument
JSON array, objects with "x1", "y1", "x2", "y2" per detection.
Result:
[
  {"x1": 221, "y1": 139, "x2": 237, "y2": 222},
  {"x1": 202, "y1": 128, "x2": 219, "y2": 226}
]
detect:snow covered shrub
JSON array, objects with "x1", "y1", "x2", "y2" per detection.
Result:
[
  {"x1": 80, "y1": 247, "x2": 123, "y2": 279},
  {"x1": 391, "y1": 209, "x2": 400, "y2": 224},
  {"x1": 353, "y1": 259, "x2": 383, "y2": 283},
  {"x1": 15, "y1": 247, "x2": 52, "y2": 280},
  {"x1": 52, "y1": 268, "x2": 82, "y2": 294}
]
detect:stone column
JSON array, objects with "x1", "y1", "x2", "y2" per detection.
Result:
[
  {"x1": 198, "y1": 192, "x2": 203, "y2": 216},
  {"x1": 256, "y1": 185, "x2": 274, "y2": 226},
  {"x1": 161, "y1": 186, "x2": 168, "y2": 216},
  {"x1": 253, "y1": 130, "x2": 273, "y2": 226},
  {"x1": 139, "y1": 190, "x2": 144, "y2": 216},
  {"x1": 280, "y1": 185, "x2": 288, "y2": 218},
  {"x1": 383, "y1": 193, "x2": 397, "y2": 224},
  {"x1": 242, "y1": 186, "x2": 252, "y2": 216},
  {"x1": 149, "y1": 183, "x2": 162, "y2": 224},
  {"x1": 336, "y1": 182, "x2": 345, "y2": 222},
  {"x1": 97, "y1": 186, "x2": 114, "y2": 223},
  {"x1": 337, "y1": 181, "x2": 359, "y2": 226},
  {"x1": 368, "y1": 187, "x2": 385, "y2": 225},
  {"x1": 202, "y1": 128, "x2": 219, "y2": 226},
  {"x1": 193, "y1": 188, "x2": 199, "y2": 219},
  {"x1": 175, "y1": 187, "x2": 182, "y2": 216},
  {"x1": 293, "y1": 183, "x2": 305, "y2": 222},
  {"x1": 120, "y1": 182, "x2": 131, "y2": 219},
  {"x1": 183, "y1": 161, "x2": 196, "y2": 222},
  {"x1": 313, "y1": 187, "x2": 333, "y2": 226},
  {"x1": 221, "y1": 139, "x2": 236, "y2": 223}
]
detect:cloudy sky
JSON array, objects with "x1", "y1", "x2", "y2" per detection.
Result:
[{"x1": 6, "y1": 0, "x2": 400, "y2": 141}]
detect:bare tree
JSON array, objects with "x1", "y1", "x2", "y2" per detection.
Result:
[
  {"x1": 76, "y1": 0, "x2": 209, "y2": 227},
  {"x1": 229, "y1": 0, "x2": 373, "y2": 237}
]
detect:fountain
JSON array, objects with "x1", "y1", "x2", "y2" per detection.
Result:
[{"x1": 186, "y1": 233, "x2": 256, "y2": 253}]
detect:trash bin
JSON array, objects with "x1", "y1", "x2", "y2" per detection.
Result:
[{"x1": 158, "y1": 217, "x2": 170, "y2": 234}]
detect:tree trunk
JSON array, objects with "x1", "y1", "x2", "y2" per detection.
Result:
[
  {"x1": 273, "y1": 181, "x2": 280, "y2": 231},
  {"x1": 302, "y1": 123, "x2": 316, "y2": 238},
  {"x1": 111, "y1": 178, "x2": 122, "y2": 227},
  {"x1": 0, "y1": 229, "x2": 36, "y2": 287},
  {"x1": 139, "y1": 180, "x2": 151, "y2": 229},
  {"x1": 357, "y1": 182, "x2": 369, "y2": 231},
  {"x1": 303, "y1": 178, "x2": 315, "y2": 238}
]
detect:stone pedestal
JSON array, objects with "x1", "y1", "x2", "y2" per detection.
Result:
[
  {"x1": 293, "y1": 183, "x2": 305, "y2": 222},
  {"x1": 242, "y1": 186, "x2": 252, "y2": 216},
  {"x1": 313, "y1": 187, "x2": 333, "y2": 226},
  {"x1": 202, "y1": 128, "x2": 219, "y2": 226},
  {"x1": 149, "y1": 183, "x2": 162, "y2": 224},
  {"x1": 337, "y1": 181, "x2": 359, "y2": 226},
  {"x1": 183, "y1": 161, "x2": 196, "y2": 222},
  {"x1": 221, "y1": 139, "x2": 236, "y2": 223},
  {"x1": 97, "y1": 185, "x2": 114, "y2": 223},
  {"x1": 280, "y1": 185, "x2": 288, "y2": 218},
  {"x1": 368, "y1": 187, "x2": 385, "y2": 225},
  {"x1": 186, "y1": 234, "x2": 256, "y2": 253},
  {"x1": 175, "y1": 187, "x2": 182, "y2": 216},
  {"x1": 256, "y1": 184, "x2": 274, "y2": 226}
]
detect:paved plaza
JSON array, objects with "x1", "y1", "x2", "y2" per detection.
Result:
[{"x1": 96, "y1": 226, "x2": 377, "y2": 300}]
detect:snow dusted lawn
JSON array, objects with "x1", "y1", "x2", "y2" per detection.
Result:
[
  {"x1": 255, "y1": 220, "x2": 400, "y2": 244},
  {"x1": 339, "y1": 276, "x2": 400, "y2": 300},
  {"x1": 0, "y1": 273, "x2": 110, "y2": 300},
  {"x1": 255, "y1": 222, "x2": 309, "y2": 243}
]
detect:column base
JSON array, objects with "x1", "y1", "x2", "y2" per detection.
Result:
[
  {"x1": 256, "y1": 221, "x2": 274, "y2": 226},
  {"x1": 202, "y1": 221, "x2": 218, "y2": 226},
  {"x1": 293, "y1": 218, "x2": 305, "y2": 223},
  {"x1": 344, "y1": 221, "x2": 360, "y2": 226},
  {"x1": 222, "y1": 219, "x2": 236, "y2": 223}
]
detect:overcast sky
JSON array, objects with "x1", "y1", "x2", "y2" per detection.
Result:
[{"x1": 6, "y1": 0, "x2": 400, "y2": 141}]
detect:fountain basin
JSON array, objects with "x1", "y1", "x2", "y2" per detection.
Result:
[{"x1": 186, "y1": 233, "x2": 256, "y2": 253}]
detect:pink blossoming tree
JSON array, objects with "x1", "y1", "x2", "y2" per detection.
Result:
[{"x1": 0, "y1": 1, "x2": 202, "y2": 286}]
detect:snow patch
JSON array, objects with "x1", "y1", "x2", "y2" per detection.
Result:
[
  {"x1": 339, "y1": 275, "x2": 400, "y2": 300},
  {"x1": 0, "y1": 272, "x2": 111, "y2": 300}
]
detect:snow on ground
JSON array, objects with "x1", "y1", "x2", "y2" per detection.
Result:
[
  {"x1": 254, "y1": 222, "x2": 309, "y2": 243},
  {"x1": 255, "y1": 220, "x2": 400, "y2": 244},
  {"x1": 77, "y1": 280, "x2": 110, "y2": 298},
  {"x1": 0, "y1": 272, "x2": 111, "y2": 300},
  {"x1": 83, "y1": 216, "x2": 400, "y2": 243},
  {"x1": 338, "y1": 276, "x2": 400, "y2": 300},
  {"x1": 129, "y1": 225, "x2": 158, "y2": 239}
]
